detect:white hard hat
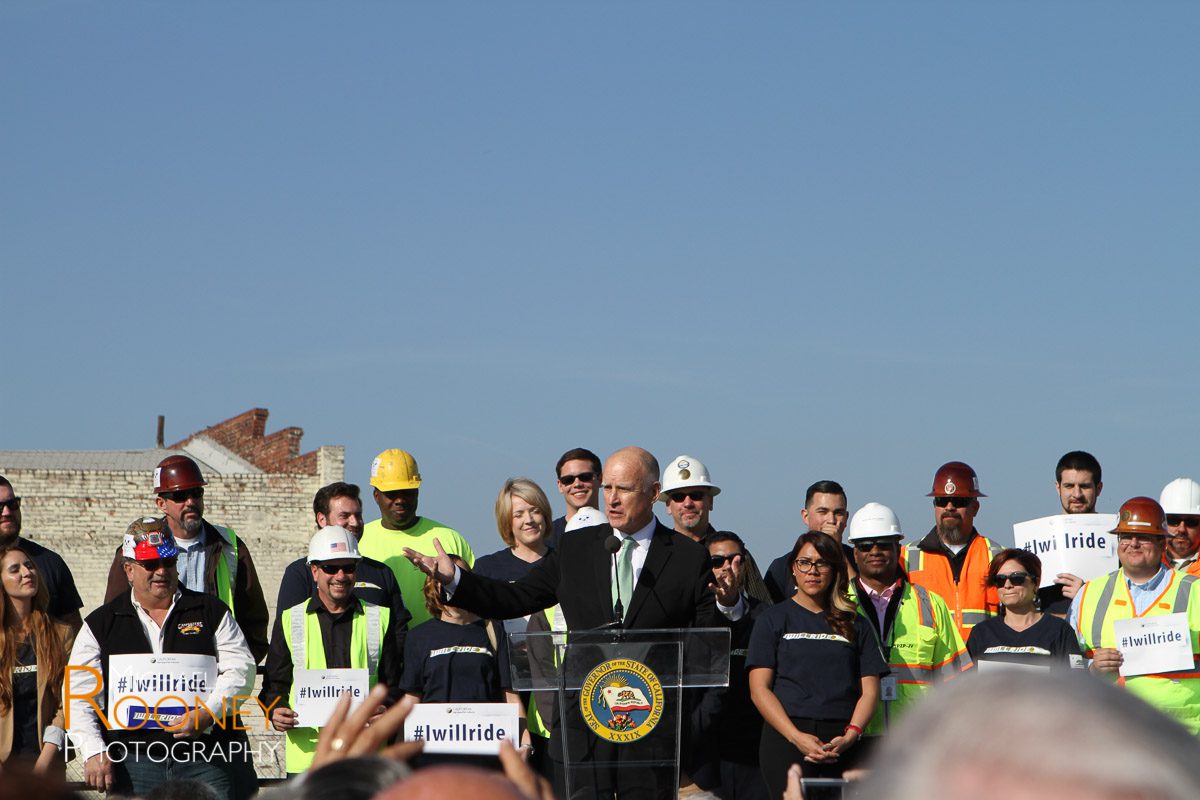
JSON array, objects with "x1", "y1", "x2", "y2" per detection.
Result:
[
  {"x1": 846, "y1": 502, "x2": 904, "y2": 542},
  {"x1": 307, "y1": 525, "x2": 362, "y2": 564},
  {"x1": 660, "y1": 454, "x2": 721, "y2": 500},
  {"x1": 566, "y1": 506, "x2": 607, "y2": 533},
  {"x1": 1160, "y1": 478, "x2": 1200, "y2": 516}
]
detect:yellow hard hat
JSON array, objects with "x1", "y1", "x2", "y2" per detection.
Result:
[{"x1": 370, "y1": 449, "x2": 422, "y2": 491}]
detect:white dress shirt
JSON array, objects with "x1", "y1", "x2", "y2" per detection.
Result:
[{"x1": 66, "y1": 590, "x2": 256, "y2": 760}]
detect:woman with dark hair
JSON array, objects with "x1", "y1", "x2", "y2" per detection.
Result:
[
  {"x1": 967, "y1": 548, "x2": 1084, "y2": 670},
  {"x1": 0, "y1": 543, "x2": 74, "y2": 772},
  {"x1": 747, "y1": 532, "x2": 887, "y2": 798}
]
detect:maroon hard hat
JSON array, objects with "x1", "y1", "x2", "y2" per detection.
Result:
[
  {"x1": 153, "y1": 455, "x2": 207, "y2": 493},
  {"x1": 927, "y1": 461, "x2": 986, "y2": 498},
  {"x1": 1111, "y1": 496, "x2": 1166, "y2": 536}
]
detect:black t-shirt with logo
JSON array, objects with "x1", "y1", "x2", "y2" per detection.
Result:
[
  {"x1": 746, "y1": 601, "x2": 889, "y2": 721},
  {"x1": 966, "y1": 614, "x2": 1084, "y2": 670},
  {"x1": 400, "y1": 618, "x2": 509, "y2": 702}
]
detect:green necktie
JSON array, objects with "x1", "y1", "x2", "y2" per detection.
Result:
[{"x1": 612, "y1": 536, "x2": 636, "y2": 616}]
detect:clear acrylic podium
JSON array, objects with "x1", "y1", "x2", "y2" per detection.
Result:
[{"x1": 509, "y1": 627, "x2": 730, "y2": 800}]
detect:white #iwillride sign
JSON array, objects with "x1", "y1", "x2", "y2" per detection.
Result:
[
  {"x1": 292, "y1": 668, "x2": 370, "y2": 728},
  {"x1": 403, "y1": 703, "x2": 520, "y2": 754},
  {"x1": 1113, "y1": 613, "x2": 1194, "y2": 678},
  {"x1": 1012, "y1": 514, "x2": 1119, "y2": 588},
  {"x1": 107, "y1": 653, "x2": 218, "y2": 730}
]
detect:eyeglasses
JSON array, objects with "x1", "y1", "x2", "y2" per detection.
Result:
[
  {"x1": 1118, "y1": 533, "x2": 1160, "y2": 546},
  {"x1": 0, "y1": 497, "x2": 21, "y2": 512},
  {"x1": 794, "y1": 558, "x2": 833, "y2": 574},
  {"x1": 669, "y1": 490, "x2": 708, "y2": 503},
  {"x1": 988, "y1": 571, "x2": 1033, "y2": 588},
  {"x1": 933, "y1": 497, "x2": 972, "y2": 509},
  {"x1": 558, "y1": 472, "x2": 596, "y2": 486},
  {"x1": 137, "y1": 557, "x2": 178, "y2": 571},
  {"x1": 160, "y1": 488, "x2": 204, "y2": 503},
  {"x1": 317, "y1": 562, "x2": 358, "y2": 576},
  {"x1": 1166, "y1": 516, "x2": 1200, "y2": 529},
  {"x1": 853, "y1": 541, "x2": 895, "y2": 553},
  {"x1": 709, "y1": 553, "x2": 741, "y2": 568}
]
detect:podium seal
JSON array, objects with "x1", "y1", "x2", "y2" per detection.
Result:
[{"x1": 579, "y1": 658, "x2": 664, "y2": 743}]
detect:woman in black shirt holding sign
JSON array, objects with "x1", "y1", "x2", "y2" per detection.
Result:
[
  {"x1": 967, "y1": 548, "x2": 1083, "y2": 670},
  {"x1": 0, "y1": 544, "x2": 73, "y2": 772},
  {"x1": 747, "y1": 532, "x2": 887, "y2": 798}
]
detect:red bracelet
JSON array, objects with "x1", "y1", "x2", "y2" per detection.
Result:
[{"x1": 844, "y1": 724, "x2": 863, "y2": 736}]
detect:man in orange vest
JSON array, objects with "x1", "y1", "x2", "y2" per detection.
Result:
[
  {"x1": 903, "y1": 461, "x2": 1000, "y2": 640},
  {"x1": 1160, "y1": 479, "x2": 1200, "y2": 577}
]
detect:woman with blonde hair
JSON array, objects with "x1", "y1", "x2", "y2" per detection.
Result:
[
  {"x1": 0, "y1": 542, "x2": 74, "y2": 772},
  {"x1": 474, "y1": 478, "x2": 554, "y2": 582},
  {"x1": 747, "y1": 531, "x2": 886, "y2": 797}
]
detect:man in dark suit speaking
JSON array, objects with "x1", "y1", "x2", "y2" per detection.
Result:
[
  {"x1": 404, "y1": 445, "x2": 720, "y2": 632},
  {"x1": 404, "y1": 446, "x2": 725, "y2": 798}
]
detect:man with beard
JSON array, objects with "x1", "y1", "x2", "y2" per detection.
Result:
[
  {"x1": 546, "y1": 447, "x2": 604, "y2": 549},
  {"x1": 104, "y1": 455, "x2": 270, "y2": 663},
  {"x1": 261, "y1": 525, "x2": 403, "y2": 775},
  {"x1": 903, "y1": 462, "x2": 1000, "y2": 640},
  {"x1": 1160, "y1": 478, "x2": 1200, "y2": 576},
  {"x1": 847, "y1": 503, "x2": 969, "y2": 764},
  {"x1": 1038, "y1": 451, "x2": 1102, "y2": 616},
  {"x1": 0, "y1": 475, "x2": 83, "y2": 629},
  {"x1": 659, "y1": 455, "x2": 720, "y2": 543}
]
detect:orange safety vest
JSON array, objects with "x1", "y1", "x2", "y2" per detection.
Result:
[{"x1": 904, "y1": 533, "x2": 1000, "y2": 640}]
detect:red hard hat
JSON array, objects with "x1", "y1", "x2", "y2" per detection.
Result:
[
  {"x1": 1111, "y1": 496, "x2": 1166, "y2": 535},
  {"x1": 927, "y1": 461, "x2": 986, "y2": 498},
  {"x1": 153, "y1": 455, "x2": 207, "y2": 493}
]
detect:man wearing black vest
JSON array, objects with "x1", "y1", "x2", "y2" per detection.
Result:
[{"x1": 67, "y1": 518, "x2": 256, "y2": 799}]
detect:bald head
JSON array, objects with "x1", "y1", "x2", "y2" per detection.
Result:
[
  {"x1": 376, "y1": 766, "x2": 525, "y2": 800},
  {"x1": 602, "y1": 447, "x2": 661, "y2": 533}
]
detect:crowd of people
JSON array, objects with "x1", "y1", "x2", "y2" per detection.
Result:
[{"x1": 3, "y1": 445, "x2": 1200, "y2": 799}]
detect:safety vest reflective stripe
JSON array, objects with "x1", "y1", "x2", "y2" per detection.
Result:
[
  {"x1": 960, "y1": 610, "x2": 991, "y2": 627},
  {"x1": 1088, "y1": 575, "x2": 1120, "y2": 652},
  {"x1": 281, "y1": 599, "x2": 390, "y2": 773},
  {"x1": 913, "y1": 585, "x2": 933, "y2": 627},
  {"x1": 213, "y1": 526, "x2": 239, "y2": 613},
  {"x1": 1175, "y1": 575, "x2": 1198, "y2": 612}
]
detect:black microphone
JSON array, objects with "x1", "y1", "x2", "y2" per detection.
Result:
[{"x1": 604, "y1": 534, "x2": 624, "y2": 625}]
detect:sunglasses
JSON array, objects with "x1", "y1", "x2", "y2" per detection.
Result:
[
  {"x1": 853, "y1": 540, "x2": 896, "y2": 553},
  {"x1": 160, "y1": 488, "x2": 204, "y2": 503},
  {"x1": 137, "y1": 557, "x2": 178, "y2": 571},
  {"x1": 988, "y1": 572, "x2": 1032, "y2": 588},
  {"x1": 933, "y1": 497, "x2": 972, "y2": 509},
  {"x1": 669, "y1": 490, "x2": 708, "y2": 503},
  {"x1": 317, "y1": 562, "x2": 358, "y2": 576},
  {"x1": 709, "y1": 553, "x2": 741, "y2": 569},
  {"x1": 0, "y1": 497, "x2": 21, "y2": 512},
  {"x1": 1118, "y1": 533, "x2": 1160, "y2": 546},
  {"x1": 1166, "y1": 516, "x2": 1200, "y2": 529},
  {"x1": 558, "y1": 472, "x2": 596, "y2": 486}
]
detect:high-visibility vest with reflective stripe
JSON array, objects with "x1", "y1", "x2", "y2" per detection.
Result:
[
  {"x1": 212, "y1": 525, "x2": 239, "y2": 613},
  {"x1": 280, "y1": 599, "x2": 390, "y2": 772},
  {"x1": 904, "y1": 535, "x2": 1000, "y2": 640},
  {"x1": 1077, "y1": 569, "x2": 1200, "y2": 734},
  {"x1": 527, "y1": 605, "x2": 564, "y2": 739},
  {"x1": 850, "y1": 582, "x2": 971, "y2": 735}
]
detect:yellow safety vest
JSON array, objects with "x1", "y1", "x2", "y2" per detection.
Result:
[
  {"x1": 526, "y1": 605, "x2": 565, "y2": 739},
  {"x1": 850, "y1": 582, "x2": 971, "y2": 735},
  {"x1": 280, "y1": 599, "x2": 390, "y2": 772},
  {"x1": 212, "y1": 525, "x2": 238, "y2": 613},
  {"x1": 1077, "y1": 568, "x2": 1200, "y2": 734}
]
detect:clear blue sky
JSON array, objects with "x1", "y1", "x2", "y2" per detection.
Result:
[{"x1": 4, "y1": 3, "x2": 1198, "y2": 563}]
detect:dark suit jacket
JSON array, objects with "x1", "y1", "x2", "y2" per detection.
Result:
[{"x1": 452, "y1": 520, "x2": 721, "y2": 630}]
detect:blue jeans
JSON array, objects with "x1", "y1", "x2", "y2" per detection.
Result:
[{"x1": 110, "y1": 739, "x2": 237, "y2": 800}]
